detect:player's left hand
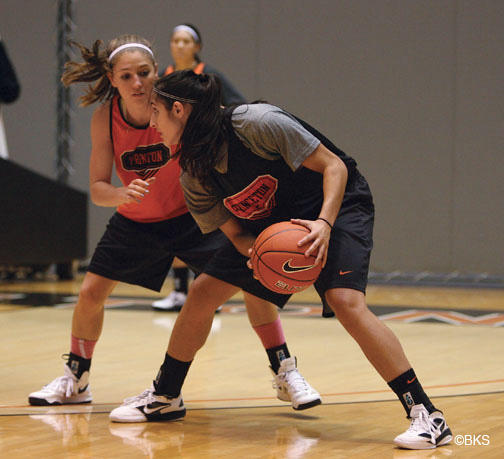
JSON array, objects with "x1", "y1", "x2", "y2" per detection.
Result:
[
  {"x1": 247, "y1": 248, "x2": 253, "y2": 269},
  {"x1": 246, "y1": 248, "x2": 257, "y2": 277},
  {"x1": 290, "y1": 218, "x2": 331, "y2": 267}
]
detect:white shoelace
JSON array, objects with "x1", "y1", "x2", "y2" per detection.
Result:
[
  {"x1": 122, "y1": 388, "x2": 155, "y2": 406},
  {"x1": 43, "y1": 375, "x2": 77, "y2": 398},
  {"x1": 275, "y1": 370, "x2": 311, "y2": 394},
  {"x1": 408, "y1": 408, "x2": 435, "y2": 443}
]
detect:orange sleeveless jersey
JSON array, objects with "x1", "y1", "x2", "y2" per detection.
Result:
[
  {"x1": 164, "y1": 62, "x2": 205, "y2": 75},
  {"x1": 110, "y1": 95, "x2": 188, "y2": 222}
]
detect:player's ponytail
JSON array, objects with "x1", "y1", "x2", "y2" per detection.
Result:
[{"x1": 61, "y1": 40, "x2": 110, "y2": 106}]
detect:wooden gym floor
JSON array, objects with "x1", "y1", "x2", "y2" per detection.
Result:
[{"x1": 0, "y1": 275, "x2": 503, "y2": 458}]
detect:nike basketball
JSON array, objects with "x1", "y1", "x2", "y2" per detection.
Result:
[{"x1": 250, "y1": 221, "x2": 322, "y2": 294}]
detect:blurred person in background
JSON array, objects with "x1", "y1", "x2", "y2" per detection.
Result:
[{"x1": 0, "y1": 34, "x2": 21, "y2": 159}]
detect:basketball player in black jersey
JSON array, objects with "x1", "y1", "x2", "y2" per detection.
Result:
[{"x1": 112, "y1": 70, "x2": 452, "y2": 451}]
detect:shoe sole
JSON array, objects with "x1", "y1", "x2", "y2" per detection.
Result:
[
  {"x1": 293, "y1": 398, "x2": 322, "y2": 411},
  {"x1": 394, "y1": 431, "x2": 453, "y2": 450},
  {"x1": 437, "y1": 430, "x2": 453, "y2": 447},
  {"x1": 146, "y1": 408, "x2": 186, "y2": 422},
  {"x1": 28, "y1": 397, "x2": 92, "y2": 406}
]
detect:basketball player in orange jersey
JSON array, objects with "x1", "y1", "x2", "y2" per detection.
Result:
[
  {"x1": 163, "y1": 23, "x2": 244, "y2": 105},
  {"x1": 28, "y1": 35, "x2": 320, "y2": 413},
  {"x1": 153, "y1": 23, "x2": 246, "y2": 311},
  {"x1": 112, "y1": 70, "x2": 452, "y2": 451}
]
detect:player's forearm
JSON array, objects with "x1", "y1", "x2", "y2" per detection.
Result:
[
  {"x1": 318, "y1": 160, "x2": 347, "y2": 225},
  {"x1": 90, "y1": 181, "x2": 126, "y2": 207}
]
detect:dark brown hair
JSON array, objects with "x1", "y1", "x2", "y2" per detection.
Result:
[{"x1": 154, "y1": 70, "x2": 226, "y2": 186}]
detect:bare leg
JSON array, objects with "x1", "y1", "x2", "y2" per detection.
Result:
[
  {"x1": 28, "y1": 272, "x2": 117, "y2": 405},
  {"x1": 326, "y1": 288, "x2": 411, "y2": 381},
  {"x1": 167, "y1": 274, "x2": 239, "y2": 361},
  {"x1": 242, "y1": 291, "x2": 321, "y2": 411},
  {"x1": 326, "y1": 288, "x2": 454, "y2": 449},
  {"x1": 111, "y1": 274, "x2": 321, "y2": 418},
  {"x1": 71, "y1": 272, "x2": 117, "y2": 341},
  {"x1": 243, "y1": 291, "x2": 279, "y2": 327}
]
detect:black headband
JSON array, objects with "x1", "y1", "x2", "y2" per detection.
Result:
[{"x1": 153, "y1": 87, "x2": 198, "y2": 104}]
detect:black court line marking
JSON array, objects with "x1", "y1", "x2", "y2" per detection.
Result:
[{"x1": 1, "y1": 390, "x2": 503, "y2": 417}]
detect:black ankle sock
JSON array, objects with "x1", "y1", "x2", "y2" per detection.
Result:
[
  {"x1": 66, "y1": 352, "x2": 91, "y2": 379},
  {"x1": 267, "y1": 344, "x2": 291, "y2": 374},
  {"x1": 173, "y1": 268, "x2": 189, "y2": 293},
  {"x1": 388, "y1": 368, "x2": 437, "y2": 416},
  {"x1": 154, "y1": 353, "x2": 192, "y2": 397}
]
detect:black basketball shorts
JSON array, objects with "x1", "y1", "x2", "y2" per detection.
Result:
[
  {"x1": 203, "y1": 173, "x2": 374, "y2": 316},
  {"x1": 88, "y1": 211, "x2": 291, "y2": 307},
  {"x1": 88, "y1": 212, "x2": 226, "y2": 291},
  {"x1": 202, "y1": 239, "x2": 292, "y2": 308}
]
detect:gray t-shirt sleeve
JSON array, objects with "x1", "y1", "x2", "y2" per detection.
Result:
[
  {"x1": 231, "y1": 104, "x2": 321, "y2": 170},
  {"x1": 180, "y1": 171, "x2": 231, "y2": 234}
]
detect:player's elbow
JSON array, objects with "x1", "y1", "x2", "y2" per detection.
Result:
[
  {"x1": 331, "y1": 157, "x2": 348, "y2": 186},
  {"x1": 89, "y1": 182, "x2": 107, "y2": 206},
  {"x1": 89, "y1": 189, "x2": 101, "y2": 206}
]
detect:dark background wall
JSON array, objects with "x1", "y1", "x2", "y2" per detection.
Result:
[{"x1": 1, "y1": 0, "x2": 503, "y2": 275}]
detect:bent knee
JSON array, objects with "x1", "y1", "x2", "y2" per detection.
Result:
[
  {"x1": 187, "y1": 275, "x2": 208, "y2": 298},
  {"x1": 78, "y1": 284, "x2": 106, "y2": 307},
  {"x1": 185, "y1": 275, "x2": 223, "y2": 312},
  {"x1": 78, "y1": 276, "x2": 113, "y2": 308},
  {"x1": 325, "y1": 289, "x2": 366, "y2": 319}
]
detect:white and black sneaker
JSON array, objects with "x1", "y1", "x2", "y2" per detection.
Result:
[
  {"x1": 394, "y1": 404, "x2": 452, "y2": 449},
  {"x1": 109, "y1": 385, "x2": 186, "y2": 423},
  {"x1": 28, "y1": 365, "x2": 92, "y2": 406},
  {"x1": 272, "y1": 357, "x2": 321, "y2": 410}
]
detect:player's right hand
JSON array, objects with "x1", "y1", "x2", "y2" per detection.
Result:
[{"x1": 123, "y1": 177, "x2": 156, "y2": 204}]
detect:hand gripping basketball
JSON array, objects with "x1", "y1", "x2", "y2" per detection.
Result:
[{"x1": 250, "y1": 221, "x2": 322, "y2": 294}]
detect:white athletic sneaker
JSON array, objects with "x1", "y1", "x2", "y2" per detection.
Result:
[
  {"x1": 272, "y1": 357, "x2": 321, "y2": 410},
  {"x1": 152, "y1": 291, "x2": 187, "y2": 311},
  {"x1": 109, "y1": 386, "x2": 186, "y2": 423},
  {"x1": 152, "y1": 292, "x2": 222, "y2": 313},
  {"x1": 394, "y1": 404, "x2": 452, "y2": 450},
  {"x1": 28, "y1": 365, "x2": 92, "y2": 406}
]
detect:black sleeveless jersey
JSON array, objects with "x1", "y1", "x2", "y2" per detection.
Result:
[{"x1": 206, "y1": 109, "x2": 370, "y2": 236}]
